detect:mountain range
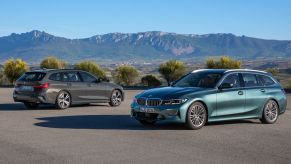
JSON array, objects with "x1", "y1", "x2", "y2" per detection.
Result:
[{"x1": 0, "y1": 30, "x2": 291, "y2": 64}]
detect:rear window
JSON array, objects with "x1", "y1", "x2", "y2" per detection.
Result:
[
  {"x1": 18, "y1": 72, "x2": 46, "y2": 81},
  {"x1": 242, "y1": 73, "x2": 260, "y2": 87},
  {"x1": 257, "y1": 75, "x2": 275, "y2": 86}
]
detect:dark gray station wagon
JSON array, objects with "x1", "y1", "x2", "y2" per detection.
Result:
[{"x1": 13, "y1": 69, "x2": 124, "y2": 109}]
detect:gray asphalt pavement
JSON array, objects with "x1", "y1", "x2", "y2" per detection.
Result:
[{"x1": 0, "y1": 88, "x2": 290, "y2": 164}]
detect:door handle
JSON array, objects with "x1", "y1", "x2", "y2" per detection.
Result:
[
  {"x1": 260, "y1": 89, "x2": 265, "y2": 92},
  {"x1": 238, "y1": 91, "x2": 244, "y2": 95}
]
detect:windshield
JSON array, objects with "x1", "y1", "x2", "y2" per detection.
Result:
[{"x1": 173, "y1": 72, "x2": 222, "y2": 88}]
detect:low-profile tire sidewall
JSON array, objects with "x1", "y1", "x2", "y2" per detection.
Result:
[{"x1": 186, "y1": 102, "x2": 207, "y2": 130}]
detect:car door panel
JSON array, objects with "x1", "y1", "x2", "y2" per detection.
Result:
[
  {"x1": 216, "y1": 89, "x2": 245, "y2": 116},
  {"x1": 63, "y1": 72, "x2": 88, "y2": 103},
  {"x1": 78, "y1": 71, "x2": 111, "y2": 102},
  {"x1": 244, "y1": 87, "x2": 267, "y2": 115},
  {"x1": 215, "y1": 73, "x2": 246, "y2": 117}
]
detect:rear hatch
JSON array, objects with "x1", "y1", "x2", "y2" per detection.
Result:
[{"x1": 15, "y1": 72, "x2": 47, "y2": 94}]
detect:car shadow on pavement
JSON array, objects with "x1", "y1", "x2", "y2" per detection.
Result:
[
  {"x1": 0, "y1": 103, "x2": 109, "y2": 111},
  {"x1": 34, "y1": 115, "x2": 260, "y2": 130},
  {"x1": 35, "y1": 115, "x2": 188, "y2": 130}
]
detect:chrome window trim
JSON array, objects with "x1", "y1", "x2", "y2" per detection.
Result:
[{"x1": 216, "y1": 71, "x2": 278, "y2": 89}]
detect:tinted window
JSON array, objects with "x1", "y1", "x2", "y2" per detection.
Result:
[
  {"x1": 49, "y1": 73, "x2": 62, "y2": 81},
  {"x1": 222, "y1": 74, "x2": 241, "y2": 88},
  {"x1": 257, "y1": 75, "x2": 275, "y2": 86},
  {"x1": 242, "y1": 73, "x2": 260, "y2": 87},
  {"x1": 63, "y1": 72, "x2": 81, "y2": 82},
  {"x1": 173, "y1": 72, "x2": 222, "y2": 88},
  {"x1": 79, "y1": 72, "x2": 97, "y2": 83},
  {"x1": 18, "y1": 72, "x2": 46, "y2": 81}
]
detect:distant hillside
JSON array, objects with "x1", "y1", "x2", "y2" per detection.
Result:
[{"x1": 0, "y1": 30, "x2": 290, "y2": 64}]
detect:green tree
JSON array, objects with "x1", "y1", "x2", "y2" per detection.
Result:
[
  {"x1": 0, "y1": 70, "x2": 5, "y2": 85},
  {"x1": 3, "y1": 58, "x2": 29, "y2": 84},
  {"x1": 114, "y1": 65, "x2": 139, "y2": 86},
  {"x1": 74, "y1": 61, "x2": 107, "y2": 80},
  {"x1": 206, "y1": 56, "x2": 241, "y2": 69},
  {"x1": 141, "y1": 75, "x2": 161, "y2": 87},
  {"x1": 40, "y1": 56, "x2": 66, "y2": 69},
  {"x1": 266, "y1": 68, "x2": 279, "y2": 76},
  {"x1": 159, "y1": 60, "x2": 186, "y2": 86}
]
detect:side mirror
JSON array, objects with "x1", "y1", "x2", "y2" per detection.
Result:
[{"x1": 219, "y1": 83, "x2": 234, "y2": 89}]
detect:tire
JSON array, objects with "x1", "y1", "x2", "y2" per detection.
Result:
[
  {"x1": 260, "y1": 100, "x2": 279, "y2": 124},
  {"x1": 138, "y1": 119, "x2": 156, "y2": 126},
  {"x1": 186, "y1": 102, "x2": 207, "y2": 130},
  {"x1": 109, "y1": 90, "x2": 122, "y2": 107},
  {"x1": 24, "y1": 102, "x2": 39, "y2": 109},
  {"x1": 55, "y1": 91, "x2": 71, "y2": 109}
]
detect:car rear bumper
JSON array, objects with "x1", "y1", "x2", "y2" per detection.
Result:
[{"x1": 13, "y1": 91, "x2": 48, "y2": 104}]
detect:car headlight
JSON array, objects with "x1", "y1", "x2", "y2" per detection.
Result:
[{"x1": 162, "y1": 98, "x2": 188, "y2": 105}]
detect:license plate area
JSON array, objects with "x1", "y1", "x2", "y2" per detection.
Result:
[
  {"x1": 17, "y1": 86, "x2": 34, "y2": 92},
  {"x1": 139, "y1": 107, "x2": 156, "y2": 113}
]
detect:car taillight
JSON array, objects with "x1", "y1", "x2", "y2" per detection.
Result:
[{"x1": 34, "y1": 83, "x2": 49, "y2": 89}]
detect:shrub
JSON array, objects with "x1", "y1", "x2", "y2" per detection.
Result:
[
  {"x1": 74, "y1": 61, "x2": 107, "y2": 80},
  {"x1": 266, "y1": 68, "x2": 279, "y2": 76},
  {"x1": 40, "y1": 56, "x2": 66, "y2": 69},
  {"x1": 159, "y1": 60, "x2": 186, "y2": 86},
  {"x1": 114, "y1": 65, "x2": 139, "y2": 86},
  {"x1": 141, "y1": 75, "x2": 161, "y2": 87},
  {"x1": 206, "y1": 56, "x2": 241, "y2": 69},
  {"x1": 3, "y1": 58, "x2": 29, "y2": 84}
]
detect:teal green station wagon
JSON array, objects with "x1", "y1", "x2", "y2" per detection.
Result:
[{"x1": 131, "y1": 69, "x2": 287, "y2": 130}]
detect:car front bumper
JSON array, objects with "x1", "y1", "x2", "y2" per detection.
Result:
[{"x1": 130, "y1": 102, "x2": 186, "y2": 123}]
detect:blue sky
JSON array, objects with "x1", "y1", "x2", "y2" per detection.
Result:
[{"x1": 0, "y1": 0, "x2": 290, "y2": 40}]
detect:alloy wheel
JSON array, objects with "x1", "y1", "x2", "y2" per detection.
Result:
[
  {"x1": 57, "y1": 92, "x2": 71, "y2": 109},
  {"x1": 189, "y1": 103, "x2": 206, "y2": 128},
  {"x1": 264, "y1": 100, "x2": 278, "y2": 123},
  {"x1": 110, "y1": 90, "x2": 122, "y2": 106}
]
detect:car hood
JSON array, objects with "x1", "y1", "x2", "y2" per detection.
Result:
[{"x1": 138, "y1": 86, "x2": 208, "y2": 99}]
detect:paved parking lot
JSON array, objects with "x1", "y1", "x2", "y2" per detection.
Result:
[{"x1": 0, "y1": 88, "x2": 291, "y2": 164}]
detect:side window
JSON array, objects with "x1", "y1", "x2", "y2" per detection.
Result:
[
  {"x1": 79, "y1": 72, "x2": 97, "y2": 83},
  {"x1": 257, "y1": 75, "x2": 275, "y2": 86},
  {"x1": 242, "y1": 73, "x2": 260, "y2": 87},
  {"x1": 63, "y1": 72, "x2": 81, "y2": 82},
  {"x1": 49, "y1": 73, "x2": 62, "y2": 81},
  {"x1": 222, "y1": 74, "x2": 241, "y2": 88}
]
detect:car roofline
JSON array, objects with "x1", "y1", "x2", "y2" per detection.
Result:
[
  {"x1": 27, "y1": 69, "x2": 85, "y2": 73},
  {"x1": 224, "y1": 69, "x2": 268, "y2": 74},
  {"x1": 191, "y1": 69, "x2": 268, "y2": 74}
]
